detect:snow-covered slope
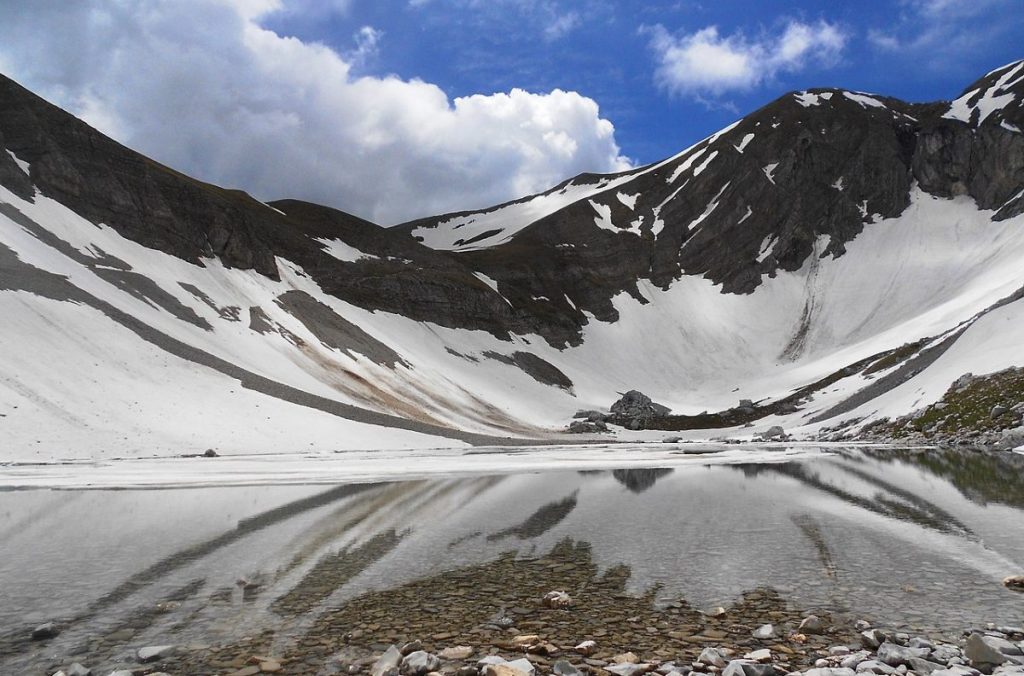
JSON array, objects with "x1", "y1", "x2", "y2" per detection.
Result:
[{"x1": 2, "y1": 62, "x2": 1024, "y2": 460}]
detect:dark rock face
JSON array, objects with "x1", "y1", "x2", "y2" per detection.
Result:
[
  {"x1": 610, "y1": 390, "x2": 671, "y2": 419},
  {"x1": 482, "y1": 351, "x2": 574, "y2": 391}
]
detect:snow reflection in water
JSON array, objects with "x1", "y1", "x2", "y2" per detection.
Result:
[{"x1": 2, "y1": 447, "x2": 1024, "y2": 673}]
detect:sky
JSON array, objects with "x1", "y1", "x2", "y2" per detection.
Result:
[{"x1": 0, "y1": 0, "x2": 1020, "y2": 225}]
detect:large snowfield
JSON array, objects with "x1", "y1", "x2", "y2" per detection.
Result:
[{"x1": 3, "y1": 175, "x2": 1024, "y2": 471}]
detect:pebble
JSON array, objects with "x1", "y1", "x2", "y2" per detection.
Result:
[
  {"x1": 753, "y1": 625, "x2": 777, "y2": 640},
  {"x1": 137, "y1": 645, "x2": 176, "y2": 663}
]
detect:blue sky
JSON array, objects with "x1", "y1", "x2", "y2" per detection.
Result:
[
  {"x1": 0, "y1": 0, "x2": 1020, "y2": 223},
  {"x1": 264, "y1": 0, "x2": 1024, "y2": 165}
]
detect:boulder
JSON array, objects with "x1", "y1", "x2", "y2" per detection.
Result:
[
  {"x1": 31, "y1": 622, "x2": 59, "y2": 641},
  {"x1": 722, "y1": 660, "x2": 776, "y2": 676},
  {"x1": 610, "y1": 391, "x2": 670, "y2": 419},
  {"x1": 799, "y1": 615, "x2": 828, "y2": 635},
  {"x1": 402, "y1": 651, "x2": 442, "y2": 676},
  {"x1": 553, "y1": 661, "x2": 583, "y2": 676},
  {"x1": 752, "y1": 624, "x2": 777, "y2": 640},
  {"x1": 401, "y1": 641, "x2": 424, "y2": 656},
  {"x1": 760, "y1": 426, "x2": 786, "y2": 441},
  {"x1": 744, "y1": 649, "x2": 772, "y2": 663},
  {"x1": 861, "y1": 630, "x2": 888, "y2": 649},
  {"x1": 483, "y1": 666, "x2": 532, "y2": 676},
  {"x1": 876, "y1": 642, "x2": 929, "y2": 666},
  {"x1": 606, "y1": 665, "x2": 655, "y2": 676},
  {"x1": 698, "y1": 648, "x2": 727, "y2": 668},
  {"x1": 805, "y1": 670, "x2": 857, "y2": 676},
  {"x1": 965, "y1": 634, "x2": 1009, "y2": 667},
  {"x1": 372, "y1": 645, "x2": 404, "y2": 676},
  {"x1": 568, "y1": 420, "x2": 608, "y2": 434}
]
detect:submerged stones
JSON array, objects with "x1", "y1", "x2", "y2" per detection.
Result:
[
  {"x1": 542, "y1": 590, "x2": 573, "y2": 608},
  {"x1": 799, "y1": 615, "x2": 829, "y2": 635},
  {"x1": 137, "y1": 645, "x2": 176, "y2": 663},
  {"x1": 31, "y1": 621, "x2": 59, "y2": 640}
]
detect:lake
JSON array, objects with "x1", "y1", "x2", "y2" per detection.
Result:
[{"x1": 2, "y1": 445, "x2": 1023, "y2": 674}]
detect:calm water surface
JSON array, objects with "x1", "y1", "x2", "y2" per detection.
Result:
[{"x1": 2, "y1": 447, "x2": 1023, "y2": 673}]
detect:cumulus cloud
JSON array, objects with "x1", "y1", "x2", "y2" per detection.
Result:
[
  {"x1": 0, "y1": 0, "x2": 629, "y2": 224},
  {"x1": 646, "y1": 20, "x2": 847, "y2": 97}
]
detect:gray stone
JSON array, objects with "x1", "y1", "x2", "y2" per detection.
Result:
[
  {"x1": 402, "y1": 641, "x2": 424, "y2": 656},
  {"x1": 857, "y1": 661, "x2": 896, "y2": 674},
  {"x1": 478, "y1": 657, "x2": 508, "y2": 667},
  {"x1": 569, "y1": 419, "x2": 608, "y2": 433},
  {"x1": 911, "y1": 639, "x2": 936, "y2": 651},
  {"x1": 752, "y1": 624, "x2": 777, "y2": 640},
  {"x1": 931, "y1": 645, "x2": 963, "y2": 664},
  {"x1": 877, "y1": 642, "x2": 929, "y2": 666},
  {"x1": 439, "y1": 647, "x2": 475, "y2": 661},
  {"x1": 137, "y1": 645, "x2": 176, "y2": 663},
  {"x1": 553, "y1": 661, "x2": 583, "y2": 676},
  {"x1": 66, "y1": 665, "x2": 91, "y2": 676},
  {"x1": 699, "y1": 649, "x2": 727, "y2": 669},
  {"x1": 373, "y1": 646, "x2": 403, "y2": 676},
  {"x1": 966, "y1": 634, "x2": 1011, "y2": 667},
  {"x1": 800, "y1": 615, "x2": 828, "y2": 635},
  {"x1": 841, "y1": 653, "x2": 872, "y2": 670},
  {"x1": 722, "y1": 661, "x2": 776, "y2": 676},
  {"x1": 909, "y1": 657, "x2": 948, "y2": 675},
  {"x1": 504, "y1": 659, "x2": 537, "y2": 676},
  {"x1": 806, "y1": 669, "x2": 857, "y2": 676},
  {"x1": 761, "y1": 426, "x2": 786, "y2": 440},
  {"x1": 402, "y1": 651, "x2": 442, "y2": 676},
  {"x1": 744, "y1": 650, "x2": 771, "y2": 663},
  {"x1": 831, "y1": 647, "x2": 852, "y2": 657},
  {"x1": 31, "y1": 622, "x2": 59, "y2": 641},
  {"x1": 992, "y1": 405, "x2": 1010, "y2": 418},
  {"x1": 606, "y1": 664, "x2": 654, "y2": 676},
  {"x1": 862, "y1": 630, "x2": 888, "y2": 650},
  {"x1": 610, "y1": 390, "x2": 671, "y2": 419}
]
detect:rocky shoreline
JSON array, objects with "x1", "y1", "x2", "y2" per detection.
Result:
[{"x1": 32, "y1": 538, "x2": 1024, "y2": 676}]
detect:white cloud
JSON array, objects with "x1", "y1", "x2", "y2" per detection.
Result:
[
  {"x1": 869, "y1": 0, "x2": 1018, "y2": 57},
  {"x1": 544, "y1": 11, "x2": 581, "y2": 41},
  {"x1": 0, "y1": 0, "x2": 629, "y2": 224},
  {"x1": 646, "y1": 20, "x2": 847, "y2": 97}
]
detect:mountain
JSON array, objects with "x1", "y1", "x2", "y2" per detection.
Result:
[{"x1": 1, "y1": 61, "x2": 1023, "y2": 460}]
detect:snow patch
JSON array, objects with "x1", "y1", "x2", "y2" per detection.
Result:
[
  {"x1": 794, "y1": 92, "x2": 823, "y2": 107},
  {"x1": 945, "y1": 61, "x2": 1024, "y2": 125},
  {"x1": 842, "y1": 92, "x2": 886, "y2": 109},
  {"x1": 617, "y1": 192, "x2": 639, "y2": 210},
  {"x1": 314, "y1": 237, "x2": 378, "y2": 263},
  {"x1": 832, "y1": 177, "x2": 845, "y2": 191},
  {"x1": 6, "y1": 149, "x2": 30, "y2": 176},
  {"x1": 692, "y1": 150, "x2": 718, "y2": 177},
  {"x1": 763, "y1": 163, "x2": 779, "y2": 184},
  {"x1": 734, "y1": 133, "x2": 755, "y2": 153}
]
